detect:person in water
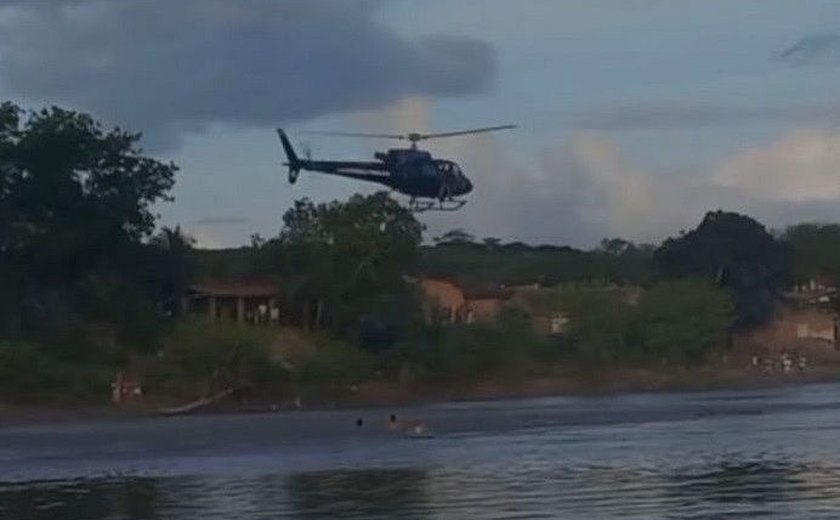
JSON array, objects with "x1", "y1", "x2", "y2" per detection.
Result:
[{"x1": 389, "y1": 414, "x2": 431, "y2": 436}]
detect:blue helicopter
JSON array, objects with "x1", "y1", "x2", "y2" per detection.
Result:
[{"x1": 277, "y1": 125, "x2": 515, "y2": 212}]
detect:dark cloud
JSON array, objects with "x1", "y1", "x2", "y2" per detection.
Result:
[
  {"x1": 573, "y1": 103, "x2": 840, "y2": 131},
  {"x1": 0, "y1": 0, "x2": 496, "y2": 149},
  {"x1": 778, "y1": 34, "x2": 840, "y2": 66}
]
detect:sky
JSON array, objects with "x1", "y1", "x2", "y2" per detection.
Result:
[{"x1": 3, "y1": 0, "x2": 840, "y2": 248}]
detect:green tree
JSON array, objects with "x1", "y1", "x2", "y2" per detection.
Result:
[
  {"x1": 654, "y1": 210, "x2": 790, "y2": 328},
  {"x1": 553, "y1": 288, "x2": 638, "y2": 364},
  {"x1": 783, "y1": 223, "x2": 840, "y2": 285},
  {"x1": 266, "y1": 192, "x2": 424, "y2": 348},
  {"x1": 638, "y1": 279, "x2": 734, "y2": 365},
  {"x1": 0, "y1": 102, "x2": 177, "y2": 339},
  {"x1": 599, "y1": 237, "x2": 634, "y2": 255},
  {"x1": 434, "y1": 228, "x2": 475, "y2": 245},
  {"x1": 150, "y1": 225, "x2": 195, "y2": 317}
]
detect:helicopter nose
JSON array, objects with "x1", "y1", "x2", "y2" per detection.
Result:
[{"x1": 463, "y1": 177, "x2": 473, "y2": 194}]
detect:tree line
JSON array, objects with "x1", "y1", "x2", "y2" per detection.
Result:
[{"x1": 1, "y1": 101, "x2": 838, "y2": 401}]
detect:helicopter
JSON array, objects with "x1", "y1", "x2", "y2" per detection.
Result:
[{"x1": 276, "y1": 125, "x2": 516, "y2": 212}]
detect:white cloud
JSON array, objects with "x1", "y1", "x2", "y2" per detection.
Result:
[
  {"x1": 345, "y1": 98, "x2": 840, "y2": 248},
  {"x1": 712, "y1": 128, "x2": 840, "y2": 202}
]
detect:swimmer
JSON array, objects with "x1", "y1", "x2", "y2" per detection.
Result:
[{"x1": 388, "y1": 414, "x2": 432, "y2": 437}]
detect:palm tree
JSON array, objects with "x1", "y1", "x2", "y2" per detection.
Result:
[{"x1": 156, "y1": 225, "x2": 195, "y2": 317}]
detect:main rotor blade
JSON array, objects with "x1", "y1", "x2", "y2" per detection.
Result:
[
  {"x1": 298, "y1": 130, "x2": 406, "y2": 140},
  {"x1": 416, "y1": 125, "x2": 517, "y2": 140}
]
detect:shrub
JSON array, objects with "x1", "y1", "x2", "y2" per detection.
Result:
[
  {"x1": 146, "y1": 318, "x2": 288, "y2": 398},
  {"x1": 0, "y1": 341, "x2": 113, "y2": 402},
  {"x1": 637, "y1": 279, "x2": 734, "y2": 365},
  {"x1": 292, "y1": 335, "x2": 374, "y2": 389}
]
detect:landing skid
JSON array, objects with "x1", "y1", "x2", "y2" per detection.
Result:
[{"x1": 408, "y1": 198, "x2": 467, "y2": 212}]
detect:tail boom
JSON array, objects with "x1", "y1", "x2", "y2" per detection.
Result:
[{"x1": 277, "y1": 128, "x2": 301, "y2": 183}]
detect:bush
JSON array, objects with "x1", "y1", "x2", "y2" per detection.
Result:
[
  {"x1": 292, "y1": 334, "x2": 374, "y2": 389},
  {"x1": 533, "y1": 281, "x2": 733, "y2": 367},
  {"x1": 553, "y1": 289, "x2": 638, "y2": 365},
  {"x1": 146, "y1": 319, "x2": 288, "y2": 398},
  {"x1": 394, "y1": 309, "x2": 551, "y2": 383},
  {"x1": 0, "y1": 341, "x2": 113, "y2": 402},
  {"x1": 637, "y1": 279, "x2": 734, "y2": 365}
]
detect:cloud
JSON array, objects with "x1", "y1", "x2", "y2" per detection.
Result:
[
  {"x1": 712, "y1": 128, "x2": 840, "y2": 202},
  {"x1": 778, "y1": 34, "x2": 840, "y2": 66},
  {"x1": 183, "y1": 216, "x2": 251, "y2": 248},
  {"x1": 339, "y1": 96, "x2": 840, "y2": 248},
  {"x1": 423, "y1": 124, "x2": 840, "y2": 247},
  {"x1": 190, "y1": 216, "x2": 249, "y2": 226},
  {"x1": 573, "y1": 102, "x2": 840, "y2": 131},
  {"x1": 0, "y1": 0, "x2": 496, "y2": 149}
]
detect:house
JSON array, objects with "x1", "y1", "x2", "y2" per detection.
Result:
[
  {"x1": 785, "y1": 278, "x2": 837, "y2": 307},
  {"x1": 418, "y1": 278, "x2": 512, "y2": 324},
  {"x1": 419, "y1": 278, "x2": 466, "y2": 324},
  {"x1": 181, "y1": 278, "x2": 282, "y2": 324},
  {"x1": 463, "y1": 288, "x2": 513, "y2": 324}
]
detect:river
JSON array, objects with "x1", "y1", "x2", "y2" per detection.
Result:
[{"x1": 4, "y1": 382, "x2": 840, "y2": 519}]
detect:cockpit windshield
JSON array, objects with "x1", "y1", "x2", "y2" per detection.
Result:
[{"x1": 437, "y1": 161, "x2": 462, "y2": 177}]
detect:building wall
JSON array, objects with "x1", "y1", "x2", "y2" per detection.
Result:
[
  {"x1": 465, "y1": 298, "x2": 504, "y2": 323},
  {"x1": 742, "y1": 305, "x2": 838, "y2": 354},
  {"x1": 420, "y1": 279, "x2": 465, "y2": 323}
]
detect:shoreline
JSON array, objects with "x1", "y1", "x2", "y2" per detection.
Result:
[{"x1": 2, "y1": 365, "x2": 838, "y2": 427}]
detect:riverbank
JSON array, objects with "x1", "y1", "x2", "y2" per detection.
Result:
[{"x1": 2, "y1": 364, "x2": 838, "y2": 427}]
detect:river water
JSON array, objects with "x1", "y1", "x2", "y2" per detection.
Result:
[{"x1": 4, "y1": 383, "x2": 840, "y2": 519}]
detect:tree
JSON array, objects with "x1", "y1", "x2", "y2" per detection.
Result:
[
  {"x1": 599, "y1": 237, "x2": 634, "y2": 256},
  {"x1": 268, "y1": 192, "x2": 424, "y2": 347},
  {"x1": 482, "y1": 237, "x2": 501, "y2": 249},
  {"x1": 654, "y1": 210, "x2": 791, "y2": 329},
  {"x1": 434, "y1": 228, "x2": 475, "y2": 245},
  {"x1": 0, "y1": 102, "x2": 177, "y2": 338},
  {"x1": 783, "y1": 223, "x2": 840, "y2": 285},
  {"x1": 150, "y1": 225, "x2": 195, "y2": 317},
  {"x1": 638, "y1": 280, "x2": 734, "y2": 365}
]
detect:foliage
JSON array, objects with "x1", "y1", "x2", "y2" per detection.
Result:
[
  {"x1": 259, "y1": 191, "x2": 424, "y2": 344},
  {"x1": 147, "y1": 319, "x2": 287, "y2": 398},
  {"x1": 782, "y1": 223, "x2": 840, "y2": 285},
  {"x1": 529, "y1": 282, "x2": 732, "y2": 366},
  {"x1": 637, "y1": 280, "x2": 734, "y2": 365},
  {"x1": 291, "y1": 335, "x2": 375, "y2": 389},
  {"x1": 434, "y1": 228, "x2": 475, "y2": 245},
  {"x1": 0, "y1": 341, "x2": 113, "y2": 402},
  {"x1": 149, "y1": 225, "x2": 196, "y2": 318},
  {"x1": 550, "y1": 288, "x2": 639, "y2": 365},
  {"x1": 655, "y1": 210, "x2": 791, "y2": 329},
  {"x1": 0, "y1": 101, "x2": 178, "y2": 341},
  {"x1": 419, "y1": 239, "x2": 654, "y2": 288},
  {"x1": 395, "y1": 309, "x2": 550, "y2": 381}
]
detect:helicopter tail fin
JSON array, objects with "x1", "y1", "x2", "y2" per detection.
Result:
[{"x1": 277, "y1": 129, "x2": 301, "y2": 184}]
